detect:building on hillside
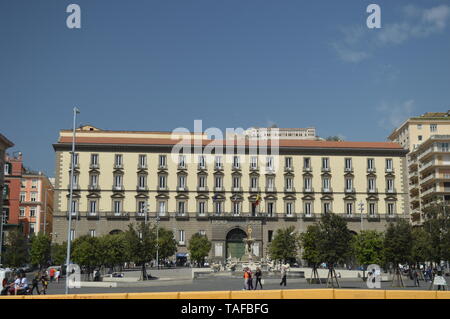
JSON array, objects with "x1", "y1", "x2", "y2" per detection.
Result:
[
  {"x1": 52, "y1": 125, "x2": 409, "y2": 264},
  {"x1": 388, "y1": 111, "x2": 450, "y2": 224},
  {"x1": 228, "y1": 127, "x2": 317, "y2": 141}
]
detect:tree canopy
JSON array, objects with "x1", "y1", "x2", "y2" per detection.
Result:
[
  {"x1": 268, "y1": 226, "x2": 300, "y2": 263},
  {"x1": 352, "y1": 230, "x2": 384, "y2": 268},
  {"x1": 188, "y1": 233, "x2": 212, "y2": 265},
  {"x1": 30, "y1": 232, "x2": 52, "y2": 269}
]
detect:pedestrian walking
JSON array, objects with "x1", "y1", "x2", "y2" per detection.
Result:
[
  {"x1": 55, "y1": 269, "x2": 60, "y2": 283},
  {"x1": 243, "y1": 267, "x2": 250, "y2": 290},
  {"x1": 247, "y1": 269, "x2": 253, "y2": 290},
  {"x1": 280, "y1": 266, "x2": 287, "y2": 287},
  {"x1": 254, "y1": 267, "x2": 263, "y2": 290},
  {"x1": 413, "y1": 268, "x2": 420, "y2": 287},
  {"x1": 30, "y1": 272, "x2": 41, "y2": 295},
  {"x1": 49, "y1": 268, "x2": 55, "y2": 282},
  {"x1": 40, "y1": 273, "x2": 48, "y2": 295}
]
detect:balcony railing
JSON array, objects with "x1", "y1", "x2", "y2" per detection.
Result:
[
  {"x1": 302, "y1": 213, "x2": 316, "y2": 220},
  {"x1": 175, "y1": 212, "x2": 189, "y2": 219},
  {"x1": 214, "y1": 165, "x2": 224, "y2": 171},
  {"x1": 321, "y1": 167, "x2": 331, "y2": 173},
  {"x1": 112, "y1": 185, "x2": 125, "y2": 191},
  {"x1": 249, "y1": 187, "x2": 260, "y2": 193},
  {"x1": 86, "y1": 212, "x2": 100, "y2": 219},
  {"x1": 158, "y1": 164, "x2": 168, "y2": 170},
  {"x1": 344, "y1": 188, "x2": 356, "y2": 194},
  {"x1": 214, "y1": 186, "x2": 225, "y2": 192},
  {"x1": 284, "y1": 187, "x2": 296, "y2": 193},
  {"x1": 232, "y1": 165, "x2": 241, "y2": 171},
  {"x1": 137, "y1": 163, "x2": 148, "y2": 170},
  {"x1": 322, "y1": 187, "x2": 333, "y2": 193},
  {"x1": 232, "y1": 187, "x2": 243, "y2": 193},
  {"x1": 89, "y1": 163, "x2": 100, "y2": 169},
  {"x1": 157, "y1": 186, "x2": 168, "y2": 192},
  {"x1": 249, "y1": 165, "x2": 259, "y2": 171},
  {"x1": 106, "y1": 212, "x2": 130, "y2": 219},
  {"x1": 303, "y1": 187, "x2": 314, "y2": 193},
  {"x1": 385, "y1": 168, "x2": 395, "y2": 174},
  {"x1": 177, "y1": 186, "x2": 188, "y2": 192},
  {"x1": 265, "y1": 187, "x2": 277, "y2": 193},
  {"x1": 284, "y1": 166, "x2": 294, "y2": 172},
  {"x1": 198, "y1": 164, "x2": 207, "y2": 170},
  {"x1": 367, "y1": 188, "x2": 378, "y2": 194},
  {"x1": 197, "y1": 186, "x2": 208, "y2": 192},
  {"x1": 137, "y1": 185, "x2": 148, "y2": 191},
  {"x1": 67, "y1": 184, "x2": 80, "y2": 190},
  {"x1": 303, "y1": 167, "x2": 313, "y2": 173},
  {"x1": 367, "y1": 168, "x2": 376, "y2": 173},
  {"x1": 88, "y1": 184, "x2": 100, "y2": 191},
  {"x1": 113, "y1": 163, "x2": 123, "y2": 169},
  {"x1": 344, "y1": 167, "x2": 353, "y2": 173},
  {"x1": 385, "y1": 188, "x2": 397, "y2": 194}
]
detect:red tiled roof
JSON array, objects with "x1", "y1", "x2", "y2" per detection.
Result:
[{"x1": 58, "y1": 136, "x2": 403, "y2": 150}]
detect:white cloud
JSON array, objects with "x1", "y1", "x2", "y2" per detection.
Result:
[
  {"x1": 376, "y1": 99, "x2": 415, "y2": 129},
  {"x1": 333, "y1": 4, "x2": 450, "y2": 63}
]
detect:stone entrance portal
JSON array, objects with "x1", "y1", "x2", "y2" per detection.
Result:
[{"x1": 226, "y1": 228, "x2": 247, "y2": 259}]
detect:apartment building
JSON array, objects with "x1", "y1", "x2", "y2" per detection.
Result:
[
  {"x1": 20, "y1": 172, "x2": 54, "y2": 235},
  {"x1": 53, "y1": 126, "x2": 408, "y2": 263},
  {"x1": 389, "y1": 111, "x2": 450, "y2": 223}
]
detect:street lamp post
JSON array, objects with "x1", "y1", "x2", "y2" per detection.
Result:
[
  {"x1": 156, "y1": 211, "x2": 159, "y2": 269},
  {"x1": 65, "y1": 107, "x2": 80, "y2": 294},
  {"x1": 358, "y1": 201, "x2": 364, "y2": 232}
]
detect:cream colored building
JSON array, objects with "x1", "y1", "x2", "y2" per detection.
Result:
[
  {"x1": 388, "y1": 111, "x2": 450, "y2": 151},
  {"x1": 389, "y1": 111, "x2": 450, "y2": 223},
  {"x1": 53, "y1": 126, "x2": 408, "y2": 263}
]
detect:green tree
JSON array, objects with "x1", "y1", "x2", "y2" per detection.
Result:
[
  {"x1": 188, "y1": 233, "x2": 212, "y2": 266},
  {"x1": 30, "y1": 232, "x2": 52, "y2": 269},
  {"x1": 325, "y1": 136, "x2": 343, "y2": 141},
  {"x1": 157, "y1": 227, "x2": 177, "y2": 265},
  {"x1": 384, "y1": 219, "x2": 413, "y2": 287},
  {"x1": 98, "y1": 233, "x2": 127, "y2": 272},
  {"x1": 422, "y1": 202, "x2": 450, "y2": 266},
  {"x1": 3, "y1": 229, "x2": 29, "y2": 267},
  {"x1": 317, "y1": 213, "x2": 352, "y2": 287},
  {"x1": 51, "y1": 242, "x2": 67, "y2": 266},
  {"x1": 71, "y1": 235, "x2": 101, "y2": 280},
  {"x1": 124, "y1": 223, "x2": 156, "y2": 280},
  {"x1": 300, "y1": 225, "x2": 322, "y2": 283},
  {"x1": 411, "y1": 227, "x2": 431, "y2": 266},
  {"x1": 352, "y1": 230, "x2": 384, "y2": 278},
  {"x1": 268, "y1": 226, "x2": 300, "y2": 264}
]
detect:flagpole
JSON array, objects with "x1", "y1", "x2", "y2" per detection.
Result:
[{"x1": 65, "y1": 107, "x2": 79, "y2": 294}]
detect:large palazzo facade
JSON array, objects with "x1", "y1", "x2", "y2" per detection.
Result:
[{"x1": 52, "y1": 125, "x2": 409, "y2": 264}]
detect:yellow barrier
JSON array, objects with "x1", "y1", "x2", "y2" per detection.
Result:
[{"x1": 1, "y1": 289, "x2": 449, "y2": 299}]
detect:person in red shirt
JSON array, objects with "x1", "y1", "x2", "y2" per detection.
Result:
[{"x1": 49, "y1": 268, "x2": 55, "y2": 282}]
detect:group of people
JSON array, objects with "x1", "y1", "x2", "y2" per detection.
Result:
[
  {"x1": 1, "y1": 269, "x2": 56, "y2": 295},
  {"x1": 243, "y1": 265, "x2": 289, "y2": 290},
  {"x1": 243, "y1": 267, "x2": 263, "y2": 290},
  {"x1": 1, "y1": 271, "x2": 31, "y2": 295}
]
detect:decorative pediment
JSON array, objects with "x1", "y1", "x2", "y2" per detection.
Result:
[
  {"x1": 264, "y1": 194, "x2": 278, "y2": 201},
  {"x1": 343, "y1": 194, "x2": 356, "y2": 201},
  {"x1": 320, "y1": 194, "x2": 334, "y2": 201},
  {"x1": 366, "y1": 195, "x2": 379, "y2": 201},
  {"x1": 231, "y1": 171, "x2": 242, "y2": 177},
  {"x1": 249, "y1": 171, "x2": 260, "y2": 177},
  {"x1": 302, "y1": 194, "x2": 315, "y2": 200},
  {"x1": 135, "y1": 193, "x2": 149, "y2": 199},
  {"x1": 113, "y1": 168, "x2": 124, "y2": 175},
  {"x1": 302, "y1": 172, "x2": 313, "y2": 177},
  {"x1": 230, "y1": 194, "x2": 244, "y2": 201},
  {"x1": 213, "y1": 171, "x2": 224, "y2": 177},
  {"x1": 197, "y1": 171, "x2": 208, "y2": 177},
  {"x1": 137, "y1": 170, "x2": 148, "y2": 176},
  {"x1": 177, "y1": 171, "x2": 188, "y2": 176},
  {"x1": 212, "y1": 193, "x2": 226, "y2": 201},
  {"x1": 86, "y1": 193, "x2": 101, "y2": 199},
  {"x1": 284, "y1": 171, "x2": 295, "y2": 177},
  {"x1": 155, "y1": 193, "x2": 169, "y2": 200},
  {"x1": 175, "y1": 193, "x2": 189, "y2": 200},
  {"x1": 384, "y1": 196, "x2": 398, "y2": 201},
  {"x1": 195, "y1": 194, "x2": 209, "y2": 200},
  {"x1": 66, "y1": 192, "x2": 81, "y2": 199},
  {"x1": 111, "y1": 193, "x2": 125, "y2": 199},
  {"x1": 344, "y1": 172, "x2": 354, "y2": 177},
  {"x1": 283, "y1": 194, "x2": 297, "y2": 201}
]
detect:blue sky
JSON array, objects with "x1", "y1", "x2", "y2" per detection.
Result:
[{"x1": 1, "y1": 0, "x2": 450, "y2": 177}]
